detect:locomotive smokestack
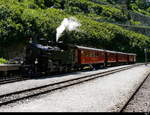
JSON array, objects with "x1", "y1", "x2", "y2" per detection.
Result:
[{"x1": 56, "y1": 17, "x2": 81, "y2": 42}]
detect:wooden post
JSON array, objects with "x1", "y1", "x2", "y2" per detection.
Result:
[{"x1": 144, "y1": 48, "x2": 148, "y2": 65}]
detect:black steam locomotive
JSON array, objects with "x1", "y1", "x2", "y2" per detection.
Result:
[{"x1": 21, "y1": 39, "x2": 78, "y2": 77}]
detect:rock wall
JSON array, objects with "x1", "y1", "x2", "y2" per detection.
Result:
[
  {"x1": 129, "y1": 11, "x2": 150, "y2": 26},
  {"x1": 0, "y1": 43, "x2": 26, "y2": 59},
  {"x1": 118, "y1": 11, "x2": 150, "y2": 37},
  {"x1": 117, "y1": 0, "x2": 128, "y2": 4},
  {"x1": 90, "y1": 0, "x2": 108, "y2": 5},
  {"x1": 121, "y1": 25, "x2": 150, "y2": 37}
]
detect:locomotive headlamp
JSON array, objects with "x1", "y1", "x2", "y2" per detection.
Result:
[
  {"x1": 58, "y1": 41, "x2": 63, "y2": 43},
  {"x1": 35, "y1": 58, "x2": 38, "y2": 64},
  {"x1": 20, "y1": 60, "x2": 23, "y2": 64}
]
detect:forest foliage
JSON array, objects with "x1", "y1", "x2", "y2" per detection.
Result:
[{"x1": 0, "y1": 0, "x2": 150, "y2": 61}]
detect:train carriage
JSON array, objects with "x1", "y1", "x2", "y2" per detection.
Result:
[
  {"x1": 75, "y1": 45, "x2": 105, "y2": 69},
  {"x1": 128, "y1": 53, "x2": 136, "y2": 64},
  {"x1": 105, "y1": 50, "x2": 117, "y2": 66},
  {"x1": 117, "y1": 52, "x2": 128, "y2": 64}
]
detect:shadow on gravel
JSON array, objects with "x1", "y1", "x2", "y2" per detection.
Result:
[
  {"x1": 29, "y1": 64, "x2": 127, "y2": 80},
  {"x1": 30, "y1": 67, "x2": 108, "y2": 80}
]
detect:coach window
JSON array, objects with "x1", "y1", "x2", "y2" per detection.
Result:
[
  {"x1": 100, "y1": 52, "x2": 103, "y2": 57},
  {"x1": 85, "y1": 51, "x2": 88, "y2": 57},
  {"x1": 92, "y1": 51, "x2": 94, "y2": 57},
  {"x1": 96, "y1": 52, "x2": 98, "y2": 57},
  {"x1": 81, "y1": 50, "x2": 84, "y2": 56},
  {"x1": 98, "y1": 52, "x2": 100, "y2": 57},
  {"x1": 93, "y1": 51, "x2": 96, "y2": 57},
  {"x1": 98, "y1": 52, "x2": 100, "y2": 56},
  {"x1": 83, "y1": 50, "x2": 87, "y2": 57},
  {"x1": 84, "y1": 51, "x2": 87, "y2": 57},
  {"x1": 91, "y1": 51, "x2": 94, "y2": 57},
  {"x1": 109, "y1": 53, "x2": 112, "y2": 57},
  {"x1": 83, "y1": 51, "x2": 85, "y2": 57},
  {"x1": 112, "y1": 53, "x2": 114, "y2": 57},
  {"x1": 94, "y1": 52, "x2": 96, "y2": 57},
  {"x1": 107, "y1": 53, "x2": 109, "y2": 57},
  {"x1": 96, "y1": 52, "x2": 99, "y2": 57},
  {"x1": 95, "y1": 52, "x2": 97, "y2": 57},
  {"x1": 91, "y1": 51, "x2": 93, "y2": 57},
  {"x1": 99, "y1": 52, "x2": 101, "y2": 57},
  {"x1": 88, "y1": 51, "x2": 91, "y2": 57},
  {"x1": 101, "y1": 52, "x2": 104, "y2": 57},
  {"x1": 93, "y1": 52, "x2": 95, "y2": 57},
  {"x1": 88, "y1": 51, "x2": 90, "y2": 57},
  {"x1": 87, "y1": 51, "x2": 90, "y2": 57},
  {"x1": 83, "y1": 51, "x2": 86, "y2": 57},
  {"x1": 86, "y1": 50, "x2": 89, "y2": 57}
]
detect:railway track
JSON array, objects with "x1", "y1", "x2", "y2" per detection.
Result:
[
  {"x1": 0, "y1": 63, "x2": 143, "y2": 107},
  {"x1": 0, "y1": 63, "x2": 142, "y2": 85},
  {"x1": 120, "y1": 67, "x2": 150, "y2": 112}
]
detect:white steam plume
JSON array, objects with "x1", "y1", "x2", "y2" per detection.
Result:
[{"x1": 56, "y1": 17, "x2": 81, "y2": 42}]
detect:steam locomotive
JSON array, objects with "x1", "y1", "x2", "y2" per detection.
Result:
[{"x1": 20, "y1": 38, "x2": 136, "y2": 77}]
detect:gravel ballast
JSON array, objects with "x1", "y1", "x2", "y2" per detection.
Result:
[
  {"x1": 0, "y1": 64, "x2": 150, "y2": 112},
  {"x1": 123, "y1": 69, "x2": 150, "y2": 112}
]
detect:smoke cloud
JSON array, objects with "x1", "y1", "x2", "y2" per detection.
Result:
[{"x1": 56, "y1": 17, "x2": 81, "y2": 42}]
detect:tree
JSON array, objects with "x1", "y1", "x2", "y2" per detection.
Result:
[{"x1": 136, "y1": 0, "x2": 147, "y2": 9}]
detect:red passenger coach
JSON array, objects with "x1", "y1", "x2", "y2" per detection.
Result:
[
  {"x1": 117, "y1": 52, "x2": 128, "y2": 63},
  {"x1": 128, "y1": 53, "x2": 136, "y2": 63},
  {"x1": 105, "y1": 50, "x2": 117, "y2": 65},
  {"x1": 75, "y1": 46, "x2": 105, "y2": 65}
]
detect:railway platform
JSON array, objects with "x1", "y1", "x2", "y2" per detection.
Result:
[{"x1": 0, "y1": 64, "x2": 21, "y2": 76}]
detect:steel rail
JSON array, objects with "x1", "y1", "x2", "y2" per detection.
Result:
[{"x1": 0, "y1": 63, "x2": 143, "y2": 107}]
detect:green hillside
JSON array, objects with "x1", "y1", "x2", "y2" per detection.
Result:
[{"x1": 0, "y1": 0, "x2": 150, "y2": 61}]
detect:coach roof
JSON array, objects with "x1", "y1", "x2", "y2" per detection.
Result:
[
  {"x1": 105, "y1": 50, "x2": 117, "y2": 53},
  {"x1": 75, "y1": 45, "x2": 105, "y2": 52},
  {"x1": 127, "y1": 53, "x2": 136, "y2": 56}
]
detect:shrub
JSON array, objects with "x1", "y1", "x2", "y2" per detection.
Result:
[{"x1": 0, "y1": 58, "x2": 8, "y2": 64}]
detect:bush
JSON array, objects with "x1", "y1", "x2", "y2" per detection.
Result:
[
  {"x1": 0, "y1": 58, "x2": 8, "y2": 64},
  {"x1": 130, "y1": 19, "x2": 141, "y2": 25}
]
